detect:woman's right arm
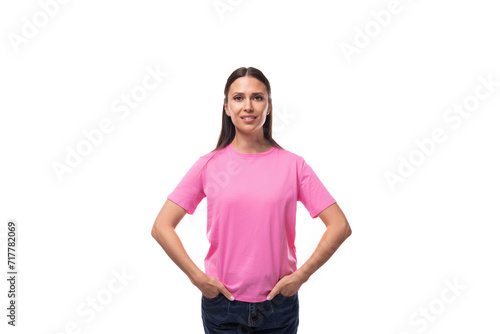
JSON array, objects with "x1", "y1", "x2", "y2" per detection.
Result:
[
  {"x1": 151, "y1": 199, "x2": 234, "y2": 300},
  {"x1": 151, "y1": 199, "x2": 206, "y2": 285}
]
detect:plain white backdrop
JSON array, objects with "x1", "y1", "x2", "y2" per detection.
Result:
[{"x1": 1, "y1": 0, "x2": 499, "y2": 333}]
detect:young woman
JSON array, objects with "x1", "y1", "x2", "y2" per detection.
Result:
[{"x1": 151, "y1": 67, "x2": 352, "y2": 333}]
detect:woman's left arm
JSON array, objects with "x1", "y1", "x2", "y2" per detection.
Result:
[{"x1": 268, "y1": 202, "x2": 352, "y2": 299}]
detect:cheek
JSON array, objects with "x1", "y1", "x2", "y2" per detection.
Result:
[
  {"x1": 227, "y1": 102, "x2": 237, "y2": 112},
  {"x1": 261, "y1": 102, "x2": 269, "y2": 112}
]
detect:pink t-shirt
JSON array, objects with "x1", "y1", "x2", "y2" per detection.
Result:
[{"x1": 167, "y1": 143, "x2": 336, "y2": 302}]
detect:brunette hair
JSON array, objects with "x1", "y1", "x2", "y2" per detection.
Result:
[
  {"x1": 197, "y1": 67, "x2": 284, "y2": 174},
  {"x1": 213, "y1": 66, "x2": 283, "y2": 151}
]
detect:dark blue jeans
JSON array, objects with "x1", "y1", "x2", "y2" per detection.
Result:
[{"x1": 201, "y1": 292, "x2": 299, "y2": 333}]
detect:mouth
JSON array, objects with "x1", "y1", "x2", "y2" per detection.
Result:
[{"x1": 241, "y1": 116, "x2": 257, "y2": 123}]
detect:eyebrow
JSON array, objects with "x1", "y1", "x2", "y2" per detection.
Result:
[{"x1": 231, "y1": 92, "x2": 265, "y2": 96}]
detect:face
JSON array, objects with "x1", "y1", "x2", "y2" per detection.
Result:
[{"x1": 225, "y1": 76, "x2": 271, "y2": 133}]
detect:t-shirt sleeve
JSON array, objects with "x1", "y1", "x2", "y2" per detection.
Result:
[
  {"x1": 297, "y1": 157, "x2": 337, "y2": 219},
  {"x1": 167, "y1": 156, "x2": 206, "y2": 215}
]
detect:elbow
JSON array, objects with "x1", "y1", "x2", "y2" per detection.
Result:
[
  {"x1": 151, "y1": 220, "x2": 174, "y2": 240},
  {"x1": 151, "y1": 223, "x2": 159, "y2": 240},
  {"x1": 344, "y1": 220, "x2": 352, "y2": 238}
]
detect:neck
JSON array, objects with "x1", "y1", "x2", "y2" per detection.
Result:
[{"x1": 231, "y1": 133, "x2": 271, "y2": 154}]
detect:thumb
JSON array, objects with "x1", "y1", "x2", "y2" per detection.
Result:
[
  {"x1": 267, "y1": 285, "x2": 281, "y2": 301},
  {"x1": 219, "y1": 284, "x2": 235, "y2": 301}
]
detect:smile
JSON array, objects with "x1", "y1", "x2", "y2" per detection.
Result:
[{"x1": 241, "y1": 117, "x2": 257, "y2": 122}]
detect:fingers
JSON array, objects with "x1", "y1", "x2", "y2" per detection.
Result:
[
  {"x1": 213, "y1": 278, "x2": 234, "y2": 301},
  {"x1": 219, "y1": 284, "x2": 235, "y2": 301},
  {"x1": 204, "y1": 275, "x2": 235, "y2": 301},
  {"x1": 267, "y1": 286, "x2": 280, "y2": 301}
]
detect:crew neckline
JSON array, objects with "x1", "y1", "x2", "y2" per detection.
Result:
[{"x1": 228, "y1": 142, "x2": 276, "y2": 157}]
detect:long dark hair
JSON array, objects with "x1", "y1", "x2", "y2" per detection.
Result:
[
  {"x1": 197, "y1": 67, "x2": 285, "y2": 174},
  {"x1": 213, "y1": 66, "x2": 284, "y2": 151}
]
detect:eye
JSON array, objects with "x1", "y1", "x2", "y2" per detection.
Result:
[{"x1": 233, "y1": 95, "x2": 264, "y2": 101}]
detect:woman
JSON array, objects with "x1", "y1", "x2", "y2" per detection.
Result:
[{"x1": 151, "y1": 67, "x2": 352, "y2": 333}]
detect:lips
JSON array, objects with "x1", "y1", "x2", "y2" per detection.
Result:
[{"x1": 241, "y1": 116, "x2": 257, "y2": 123}]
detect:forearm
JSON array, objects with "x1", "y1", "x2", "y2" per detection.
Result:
[
  {"x1": 152, "y1": 226, "x2": 205, "y2": 285},
  {"x1": 295, "y1": 221, "x2": 352, "y2": 282}
]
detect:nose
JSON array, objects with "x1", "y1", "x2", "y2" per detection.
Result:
[{"x1": 243, "y1": 97, "x2": 253, "y2": 111}]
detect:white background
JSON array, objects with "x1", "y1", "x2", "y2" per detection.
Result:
[{"x1": 1, "y1": 0, "x2": 499, "y2": 333}]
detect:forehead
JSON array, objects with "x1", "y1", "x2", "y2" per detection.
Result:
[{"x1": 229, "y1": 76, "x2": 267, "y2": 94}]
